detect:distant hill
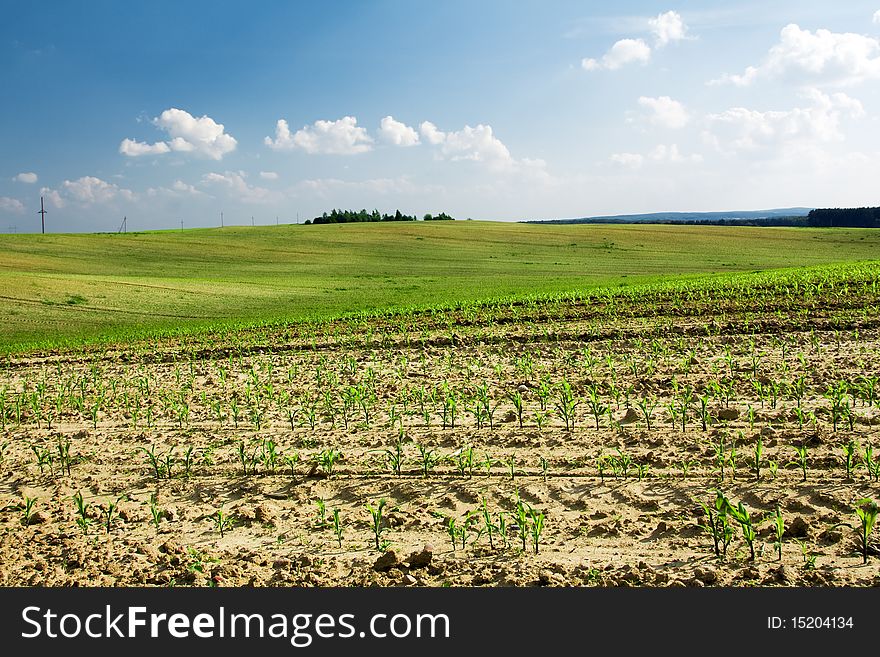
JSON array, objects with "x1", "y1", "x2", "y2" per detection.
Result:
[{"x1": 525, "y1": 208, "x2": 813, "y2": 225}]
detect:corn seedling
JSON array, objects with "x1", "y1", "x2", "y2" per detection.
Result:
[
  {"x1": 141, "y1": 445, "x2": 165, "y2": 480},
  {"x1": 315, "y1": 497, "x2": 328, "y2": 528},
  {"x1": 149, "y1": 493, "x2": 164, "y2": 531},
  {"x1": 366, "y1": 498, "x2": 388, "y2": 552},
  {"x1": 726, "y1": 499, "x2": 759, "y2": 561},
  {"x1": 761, "y1": 505, "x2": 782, "y2": 562},
  {"x1": 794, "y1": 539, "x2": 817, "y2": 570},
  {"x1": 332, "y1": 509, "x2": 343, "y2": 547},
  {"x1": 213, "y1": 506, "x2": 234, "y2": 537},
  {"x1": 103, "y1": 494, "x2": 127, "y2": 534},
  {"x1": 21, "y1": 495, "x2": 37, "y2": 527},
  {"x1": 315, "y1": 448, "x2": 342, "y2": 478},
  {"x1": 697, "y1": 490, "x2": 734, "y2": 558},
  {"x1": 56, "y1": 438, "x2": 72, "y2": 476},
  {"x1": 861, "y1": 445, "x2": 879, "y2": 482},
  {"x1": 73, "y1": 491, "x2": 91, "y2": 535},
  {"x1": 853, "y1": 499, "x2": 878, "y2": 564},
  {"x1": 529, "y1": 506, "x2": 545, "y2": 554},
  {"x1": 416, "y1": 443, "x2": 443, "y2": 478},
  {"x1": 752, "y1": 437, "x2": 763, "y2": 480}
]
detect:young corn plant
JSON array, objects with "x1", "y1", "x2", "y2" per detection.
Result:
[
  {"x1": 416, "y1": 443, "x2": 443, "y2": 478},
  {"x1": 726, "y1": 499, "x2": 759, "y2": 561},
  {"x1": 772, "y1": 506, "x2": 785, "y2": 561},
  {"x1": 102, "y1": 494, "x2": 127, "y2": 534},
  {"x1": 315, "y1": 448, "x2": 342, "y2": 478},
  {"x1": 836, "y1": 499, "x2": 879, "y2": 564},
  {"x1": 529, "y1": 506, "x2": 545, "y2": 554},
  {"x1": 514, "y1": 494, "x2": 530, "y2": 552},
  {"x1": 149, "y1": 493, "x2": 165, "y2": 532},
  {"x1": 73, "y1": 491, "x2": 92, "y2": 535},
  {"x1": 21, "y1": 495, "x2": 38, "y2": 527},
  {"x1": 366, "y1": 499, "x2": 388, "y2": 552},
  {"x1": 314, "y1": 497, "x2": 328, "y2": 529},
  {"x1": 752, "y1": 437, "x2": 764, "y2": 481},
  {"x1": 861, "y1": 445, "x2": 879, "y2": 482},
  {"x1": 697, "y1": 490, "x2": 734, "y2": 559},
  {"x1": 213, "y1": 506, "x2": 234, "y2": 537},
  {"x1": 791, "y1": 444, "x2": 808, "y2": 482}
]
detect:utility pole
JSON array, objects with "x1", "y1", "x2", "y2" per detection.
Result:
[
  {"x1": 251, "y1": 215, "x2": 254, "y2": 227},
  {"x1": 117, "y1": 216, "x2": 127, "y2": 233},
  {"x1": 276, "y1": 215, "x2": 279, "y2": 225},
  {"x1": 180, "y1": 219, "x2": 184, "y2": 231},
  {"x1": 220, "y1": 211, "x2": 224, "y2": 228},
  {"x1": 38, "y1": 196, "x2": 47, "y2": 234}
]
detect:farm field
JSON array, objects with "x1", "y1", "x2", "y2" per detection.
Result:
[
  {"x1": 1, "y1": 260, "x2": 879, "y2": 587},
  {"x1": 2, "y1": 221, "x2": 880, "y2": 352}
]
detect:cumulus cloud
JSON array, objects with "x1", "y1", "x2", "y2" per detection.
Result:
[
  {"x1": 264, "y1": 116, "x2": 373, "y2": 154},
  {"x1": 0, "y1": 197, "x2": 25, "y2": 213},
  {"x1": 609, "y1": 152, "x2": 645, "y2": 169},
  {"x1": 40, "y1": 187, "x2": 64, "y2": 208},
  {"x1": 419, "y1": 121, "x2": 446, "y2": 145},
  {"x1": 259, "y1": 171, "x2": 278, "y2": 180},
  {"x1": 582, "y1": 38, "x2": 651, "y2": 71},
  {"x1": 119, "y1": 138, "x2": 171, "y2": 157},
  {"x1": 12, "y1": 172, "x2": 38, "y2": 183},
  {"x1": 61, "y1": 176, "x2": 136, "y2": 204},
  {"x1": 710, "y1": 24, "x2": 880, "y2": 87},
  {"x1": 582, "y1": 11, "x2": 688, "y2": 72},
  {"x1": 378, "y1": 116, "x2": 420, "y2": 146},
  {"x1": 649, "y1": 10, "x2": 688, "y2": 46},
  {"x1": 637, "y1": 96, "x2": 690, "y2": 129},
  {"x1": 705, "y1": 88, "x2": 865, "y2": 155},
  {"x1": 119, "y1": 108, "x2": 237, "y2": 160},
  {"x1": 610, "y1": 143, "x2": 701, "y2": 168},
  {"x1": 146, "y1": 180, "x2": 205, "y2": 198},
  {"x1": 874, "y1": 10, "x2": 880, "y2": 24},
  {"x1": 201, "y1": 171, "x2": 274, "y2": 203}
]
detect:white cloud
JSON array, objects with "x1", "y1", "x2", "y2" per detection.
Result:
[
  {"x1": 291, "y1": 175, "x2": 442, "y2": 198},
  {"x1": 264, "y1": 116, "x2": 373, "y2": 154},
  {"x1": 647, "y1": 144, "x2": 702, "y2": 163},
  {"x1": 710, "y1": 24, "x2": 880, "y2": 87},
  {"x1": 874, "y1": 10, "x2": 880, "y2": 25},
  {"x1": 637, "y1": 96, "x2": 690, "y2": 129},
  {"x1": 12, "y1": 172, "x2": 38, "y2": 183},
  {"x1": 120, "y1": 108, "x2": 237, "y2": 160},
  {"x1": 582, "y1": 38, "x2": 651, "y2": 71},
  {"x1": 60, "y1": 176, "x2": 136, "y2": 204},
  {"x1": 610, "y1": 152, "x2": 645, "y2": 169},
  {"x1": 649, "y1": 10, "x2": 687, "y2": 47},
  {"x1": 259, "y1": 171, "x2": 278, "y2": 180},
  {"x1": 705, "y1": 88, "x2": 865, "y2": 154},
  {"x1": 119, "y1": 138, "x2": 171, "y2": 157},
  {"x1": 419, "y1": 121, "x2": 446, "y2": 145},
  {"x1": 378, "y1": 116, "x2": 420, "y2": 146},
  {"x1": 146, "y1": 180, "x2": 205, "y2": 198},
  {"x1": 440, "y1": 124, "x2": 512, "y2": 167},
  {"x1": 40, "y1": 187, "x2": 64, "y2": 208},
  {"x1": 0, "y1": 197, "x2": 25, "y2": 213},
  {"x1": 201, "y1": 171, "x2": 274, "y2": 203},
  {"x1": 582, "y1": 11, "x2": 687, "y2": 72},
  {"x1": 611, "y1": 144, "x2": 701, "y2": 168}
]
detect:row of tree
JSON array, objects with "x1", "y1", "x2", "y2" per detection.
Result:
[
  {"x1": 807, "y1": 207, "x2": 880, "y2": 228},
  {"x1": 307, "y1": 209, "x2": 455, "y2": 225}
]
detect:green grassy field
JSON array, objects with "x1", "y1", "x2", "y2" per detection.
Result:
[{"x1": 1, "y1": 220, "x2": 879, "y2": 352}]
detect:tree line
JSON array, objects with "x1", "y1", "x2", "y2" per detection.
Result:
[
  {"x1": 807, "y1": 207, "x2": 880, "y2": 228},
  {"x1": 307, "y1": 209, "x2": 455, "y2": 225}
]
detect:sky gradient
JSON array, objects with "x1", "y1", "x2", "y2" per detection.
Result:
[{"x1": 2, "y1": 1, "x2": 880, "y2": 232}]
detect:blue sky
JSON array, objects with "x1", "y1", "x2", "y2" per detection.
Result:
[{"x1": 2, "y1": 1, "x2": 880, "y2": 232}]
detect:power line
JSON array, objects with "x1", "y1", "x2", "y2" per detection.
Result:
[{"x1": 38, "y1": 196, "x2": 47, "y2": 234}]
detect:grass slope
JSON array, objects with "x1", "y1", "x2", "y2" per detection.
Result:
[{"x1": 1, "y1": 221, "x2": 878, "y2": 352}]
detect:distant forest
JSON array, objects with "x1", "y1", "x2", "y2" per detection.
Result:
[
  {"x1": 307, "y1": 209, "x2": 454, "y2": 224},
  {"x1": 807, "y1": 207, "x2": 880, "y2": 228}
]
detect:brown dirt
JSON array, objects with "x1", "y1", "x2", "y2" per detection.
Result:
[{"x1": 2, "y1": 291, "x2": 880, "y2": 587}]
